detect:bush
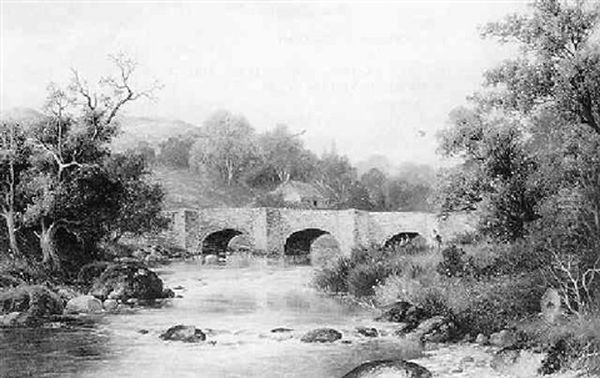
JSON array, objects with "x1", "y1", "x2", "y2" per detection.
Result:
[
  {"x1": 347, "y1": 262, "x2": 391, "y2": 297},
  {"x1": 313, "y1": 257, "x2": 352, "y2": 294}
]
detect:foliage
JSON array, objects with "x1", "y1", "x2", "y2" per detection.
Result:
[
  {"x1": 189, "y1": 110, "x2": 258, "y2": 186},
  {"x1": 158, "y1": 136, "x2": 194, "y2": 168},
  {"x1": 253, "y1": 124, "x2": 318, "y2": 185},
  {"x1": 104, "y1": 152, "x2": 170, "y2": 242},
  {"x1": 0, "y1": 54, "x2": 166, "y2": 274}
]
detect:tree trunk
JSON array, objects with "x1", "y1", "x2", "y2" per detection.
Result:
[
  {"x1": 40, "y1": 220, "x2": 60, "y2": 270},
  {"x1": 4, "y1": 211, "x2": 20, "y2": 256}
]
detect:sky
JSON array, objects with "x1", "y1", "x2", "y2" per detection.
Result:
[{"x1": 0, "y1": 1, "x2": 527, "y2": 167}]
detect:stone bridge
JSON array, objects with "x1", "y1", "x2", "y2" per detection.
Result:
[{"x1": 163, "y1": 208, "x2": 475, "y2": 256}]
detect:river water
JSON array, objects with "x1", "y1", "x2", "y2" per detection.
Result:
[{"x1": 0, "y1": 261, "x2": 423, "y2": 378}]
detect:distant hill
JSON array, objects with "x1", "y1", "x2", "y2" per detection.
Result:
[
  {"x1": 0, "y1": 107, "x2": 45, "y2": 124},
  {"x1": 112, "y1": 116, "x2": 201, "y2": 152}
]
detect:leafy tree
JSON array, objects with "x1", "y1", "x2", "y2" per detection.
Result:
[
  {"x1": 360, "y1": 168, "x2": 388, "y2": 211},
  {"x1": 256, "y1": 124, "x2": 317, "y2": 184},
  {"x1": 158, "y1": 136, "x2": 193, "y2": 168},
  {"x1": 189, "y1": 110, "x2": 258, "y2": 186},
  {"x1": 104, "y1": 151, "x2": 169, "y2": 242},
  {"x1": 437, "y1": 105, "x2": 539, "y2": 240},
  {"x1": 480, "y1": 0, "x2": 600, "y2": 134},
  {"x1": 21, "y1": 54, "x2": 161, "y2": 269},
  {"x1": 313, "y1": 152, "x2": 358, "y2": 208}
]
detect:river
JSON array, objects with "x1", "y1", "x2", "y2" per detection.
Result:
[{"x1": 0, "y1": 260, "x2": 424, "y2": 378}]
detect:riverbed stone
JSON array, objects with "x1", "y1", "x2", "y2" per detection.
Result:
[
  {"x1": 376, "y1": 301, "x2": 428, "y2": 325},
  {"x1": 300, "y1": 328, "x2": 342, "y2": 343},
  {"x1": 491, "y1": 347, "x2": 545, "y2": 376},
  {"x1": 90, "y1": 262, "x2": 165, "y2": 301},
  {"x1": 489, "y1": 329, "x2": 517, "y2": 348},
  {"x1": 0, "y1": 285, "x2": 63, "y2": 319},
  {"x1": 414, "y1": 315, "x2": 457, "y2": 343},
  {"x1": 393, "y1": 322, "x2": 417, "y2": 336},
  {"x1": 356, "y1": 326, "x2": 378, "y2": 337},
  {"x1": 475, "y1": 333, "x2": 488, "y2": 345},
  {"x1": 342, "y1": 359, "x2": 432, "y2": 378},
  {"x1": 203, "y1": 254, "x2": 219, "y2": 265},
  {"x1": 65, "y1": 295, "x2": 103, "y2": 314},
  {"x1": 159, "y1": 325, "x2": 206, "y2": 343},
  {"x1": 270, "y1": 327, "x2": 293, "y2": 333},
  {"x1": 103, "y1": 299, "x2": 118, "y2": 311}
]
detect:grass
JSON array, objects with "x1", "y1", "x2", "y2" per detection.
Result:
[{"x1": 150, "y1": 166, "x2": 266, "y2": 209}]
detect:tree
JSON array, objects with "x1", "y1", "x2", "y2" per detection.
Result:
[
  {"x1": 0, "y1": 121, "x2": 30, "y2": 256},
  {"x1": 104, "y1": 151, "x2": 169, "y2": 242},
  {"x1": 22, "y1": 54, "x2": 161, "y2": 269},
  {"x1": 256, "y1": 124, "x2": 317, "y2": 184},
  {"x1": 481, "y1": 0, "x2": 600, "y2": 134},
  {"x1": 360, "y1": 168, "x2": 388, "y2": 211},
  {"x1": 437, "y1": 105, "x2": 539, "y2": 240},
  {"x1": 313, "y1": 152, "x2": 358, "y2": 208},
  {"x1": 158, "y1": 136, "x2": 194, "y2": 168},
  {"x1": 189, "y1": 110, "x2": 257, "y2": 186}
]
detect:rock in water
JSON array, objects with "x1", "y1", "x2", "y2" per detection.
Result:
[
  {"x1": 342, "y1": 359, "x2": 432, "y2": 378},
  {"x1": 203, "y1": 255, "x2": 219, "y2": 265},
  {"x1": 103, "y1": 299, "x2": 118, "y2": 311},
  {"x1": 159, "y1": 325, "x2": 206, "y2": 342},
  {"x1": 376, "y1": 301, "x2": 428, "y2": 325},
  {"x1": 414, "y1": 316, "x2": 457, "y2": 343},
  {"x1": 0, "y1": 285, "x2": 63, "y2": 320},
  {"x1": 489, "y1": 329, "x2": 517, "y2": 348},
  {"x1": 300, "y1": 328, "x2": 342, "y2": 343},
  {"x1": 356, "y1": 326, "x2": 378, "y2": 337},
  {"x1": 65, "y1": 295, "x2": 103, "y2": 314},
  {"x1": 90, "y1": 262, "x2": 165, "y2": 301},
  {"x1": 270, "y1": 327, "x2": 293, "y2": 333}
]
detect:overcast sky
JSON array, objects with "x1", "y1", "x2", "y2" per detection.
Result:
[{"x1": 1, "y1": 1, "x2": 527, "y2": 166}]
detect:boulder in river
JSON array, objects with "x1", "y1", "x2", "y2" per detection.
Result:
[
  {"x1": 159, "y1": 325, "x2": 206, "y2": 342},
  {"x1": 376, "y1": 301, "x2": 428, "y2": 325},
  {"x1": 0, "y1": 285, "x2": 63, "y2": 322},
  {"x1": 413, "y1": 315, "x2": 457, "y2": 343},
  {"x1": 203, "y1": 254, "x2": 219, "y2": 265},
  {"x1": 271, "y1": 327, "x2": 293, "y2": 333},
  {"x1": 89, "y1": 262, "x2": 165, "y2": 301},
  {"x1": 489, "y1": 329, "x2": 517, "y2": 348},
  {"x1": 356, "y1": 326, "x2": 378, "y2": 337},
  {"x1": 300, "y1": 328, "x2": 342, "y2": 343},
  {"x1": 342, "y1": 359, "x2": 432, "y2": 378},
  {"x1": 65, "y1": 295, "x2": 103, "y2": 314}
]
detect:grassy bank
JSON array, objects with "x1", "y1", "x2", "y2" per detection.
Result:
[{"x1": 312, "y1": 237, "x2": 600, "y2": 375}]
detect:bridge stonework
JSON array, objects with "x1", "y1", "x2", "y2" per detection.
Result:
[{"x1": 163, "y1": 208, "x2": 475, "y2": 255}]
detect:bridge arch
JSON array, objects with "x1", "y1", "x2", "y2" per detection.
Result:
[
  {"x1": 383, "y1": 232, "x2": 424, "y2": 249},
  {"x1": 284, "y1": 228, "x2": 340, "y2": 262},
  {"x1": 200, "y1": 228, "x2": 250, "y2": 256}
]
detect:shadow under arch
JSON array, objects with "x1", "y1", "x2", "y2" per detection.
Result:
[
  {"x1": 284, "y1": 228, "x2": 340, "y2": 264},
  {"x1": 383, "y1": 232, "x2": 421, "y2": 249},
  {"x1": 201, "y1": 228, "x2": 245, "y2": 256}
]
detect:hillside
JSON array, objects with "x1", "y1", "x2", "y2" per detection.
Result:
[
  {"x1": 150, "y1": 166, "x2": 264, "y2": 210},
  {"x1": 112, "y1": 116, "x2": 201, "y2": 152}
]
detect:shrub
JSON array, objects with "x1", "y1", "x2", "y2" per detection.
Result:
[
  {"x1": 436, "y1": 245, "x2": 469, "y2": 277},
  {"x1": 450, "y1": 274, "x2": 545, "y2": 335},
  {"x1": 313, "y1": 257, "x2": 352, "y2": 294},
  {"x1": 347, "y1": 262, "x2": 392, "y2": 297}
]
